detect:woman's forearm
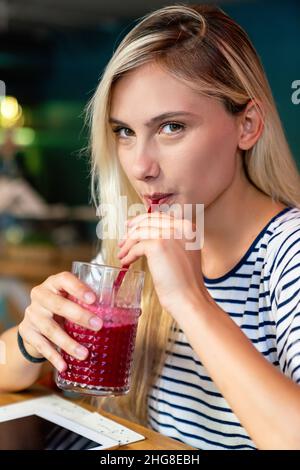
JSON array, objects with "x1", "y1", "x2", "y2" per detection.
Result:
[
  {"x1": 0, "y1": 325, "x2": 44, "y2": 392},
  {"x1": 176, "y1": 294, "x2": 300, "y2": 449}
]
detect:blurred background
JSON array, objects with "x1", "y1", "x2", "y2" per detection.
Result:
[{"x1": 0, "y1": 0, "x2": 299, "y2": 331}]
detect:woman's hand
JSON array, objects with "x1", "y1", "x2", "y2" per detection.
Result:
[
  {"x1": 117, "y1": 211, "x2": 207, "y2": 316},
  {"x1": 18, "y1": 272, "x2": 103, "y2": 372}
]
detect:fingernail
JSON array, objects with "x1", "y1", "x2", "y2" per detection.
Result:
[
  {"x1": 58, "y1": 361, "x2": 66, "y2": 373},
  {"x1": 89, "y1": 316, "x2": 102, "y2": 330},
  {"x1": 84, "y1": 292, "x2": 95, "y2": 304},
  {"x1": 76, "y1": 346, "x2": 88, "y2": 359}
]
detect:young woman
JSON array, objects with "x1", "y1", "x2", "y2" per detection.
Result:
[{"x1": 1, "y1": 4, "x2": 300, "y2": 450}]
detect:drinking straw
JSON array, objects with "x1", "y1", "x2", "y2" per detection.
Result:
[{"x1": 113, "y1": 205, "x2": 154, "y2": 294}]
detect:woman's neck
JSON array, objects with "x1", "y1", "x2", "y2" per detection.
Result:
[{"x1": 201, "y1": 162, "x2": 286, "y2": 279}]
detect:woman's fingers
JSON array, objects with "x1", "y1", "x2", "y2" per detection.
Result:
[
  {"x1": 18, "y1": 270, "x2": 105, "y2": 372},
  {"x1": 34, "y1": 316, "x2": 89, "y2": 362},
  {"x1": 31, "y1": 287, "x2": 102, "y2": 331},
  {"x1": 123, "y1": 213, "x2": 196, "y2": 241},
  {"x1": 118, "y1": 227, "x2": 173, "y2": 260},
  {"x1": 43, "y1": 271, "x2": 96, "y2": 304},
  {"x1": 126, "y1": 211, "x2": 174, "y2": 228},
  {"x1": 118, "y1": 239, "x2": 153, "y2": 267},
  {"x1": 24, "y1": 305, "x2": 90, "y2": 362},
  {"x1": 20, "y1": 328, "x2": 67, "y2": 373}
]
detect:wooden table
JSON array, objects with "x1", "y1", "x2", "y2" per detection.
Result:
[{"x1": 0, "y1": 386, "x2": 195, "y2": 450}]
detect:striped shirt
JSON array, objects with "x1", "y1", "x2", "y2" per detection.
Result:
[{"x1": 147, "y1": 206, "x2": 300, "y2": 450}]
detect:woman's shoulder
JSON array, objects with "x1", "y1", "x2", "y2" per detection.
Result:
[
  {"x1": 266, "y1": 206, "x2": 300, "y2": 254},
  {"x1": 265, "y1": 206, "x2": 300, "y2": 284}
]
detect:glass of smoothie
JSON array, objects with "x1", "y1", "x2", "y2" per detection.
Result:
[{"x1": 55, "y1": 261, "x2": 145, "y2": 396}]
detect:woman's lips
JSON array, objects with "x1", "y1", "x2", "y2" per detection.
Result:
[{"x1": 144, "y1": 194, "x2": 175, "y2": 207}]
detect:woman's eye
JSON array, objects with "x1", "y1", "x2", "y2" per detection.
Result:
[
  {"x1": 112, "y1": 122, "x2": 184, "y2": 139},
  {"x1": 160, "y1": 122, "x2": 185, "y2": 135},
  {"x1": 112, "y1": 127, "x2": 134, "y2": 138}
]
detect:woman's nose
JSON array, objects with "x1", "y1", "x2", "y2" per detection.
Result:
[{"x1": 131, "y1": 145, "x2": 160, "y2": 181}]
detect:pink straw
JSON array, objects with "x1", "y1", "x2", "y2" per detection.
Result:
[{"x1": 113, "y1": 204, "x2": 154, "y2": 293}]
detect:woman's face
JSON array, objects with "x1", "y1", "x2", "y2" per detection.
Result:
[{"x1": 110, "y1": 62, "x2": 242, "y2": 210}]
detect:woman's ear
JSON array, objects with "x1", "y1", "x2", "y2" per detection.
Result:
[{"x1": 238, "y1": 100, "x2": 264, "y2": 151}]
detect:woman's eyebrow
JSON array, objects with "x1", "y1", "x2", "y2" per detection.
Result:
[{"x1": 109, "y1": 111, "x2": 196, "y2": 128}]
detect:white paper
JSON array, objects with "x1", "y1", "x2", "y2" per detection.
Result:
[{"x1": 0, "y1": 394, "x2": 145, "y2": 449}]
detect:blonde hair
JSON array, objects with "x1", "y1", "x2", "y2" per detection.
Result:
[{"x1": 86, "y1": 4, "x2": 300, "y2": 425}]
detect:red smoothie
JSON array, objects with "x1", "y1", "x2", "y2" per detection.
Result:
[{"x1": 56, "y1": 297, "x2": 140, "y2": 393}]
